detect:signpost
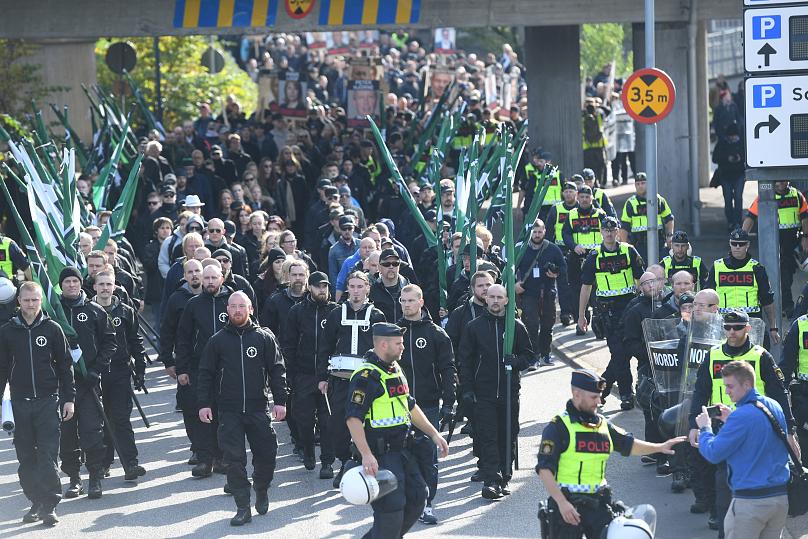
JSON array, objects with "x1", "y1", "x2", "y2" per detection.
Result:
[{"x1": 744, "y1": 5, "x2": 808, "y2": 72}]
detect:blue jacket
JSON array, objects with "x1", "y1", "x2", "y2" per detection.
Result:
[{"x1": 698, "y1": 389, "x2": 791, "y2": 498}]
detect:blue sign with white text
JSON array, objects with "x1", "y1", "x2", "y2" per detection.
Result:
[
  {"x1": 753, "y1": 84, "x2": 782, "y2": 108},
  {"x1": 752, "y1": 15, "x2": 781, "y2": 39}
]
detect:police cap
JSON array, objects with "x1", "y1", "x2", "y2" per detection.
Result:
[
  {"x1": 723, "y1": 310, "x2": 750, "y2": 325},
  {"x1": 678, "y1": 292, "x2": 695, "y2": 306},
  {"x1": 581, "y1": 168, "x2": 596, "y2": 181},
  {"x1": 308, "y1": 271, "x2": 329, "y2": 286},
  {"x1": 729, "y1": 228, "x2": 750, "y2": 242},
  {"x1": 602, "y1": 216, "x2": 620, "y2": 229},
  {"x1": 570, "y1": 174, "x2": 584, "y2": 184},
  {"x1": 671, "y1": 230, "x2": 689, "y2": 244},
  {"x1": 578, "y1": 185, "x2": 593, "y2": 195},
  {"x1": 571, "y1": 370, "x2": 606, "y2": 393},
  {"x1": 563, "y1": 182, "x2": 578, "y2": 191},
  {"x1": 372, "y1": 322, "x2": 406, "y2": 337}
]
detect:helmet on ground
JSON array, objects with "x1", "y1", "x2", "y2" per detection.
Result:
[{"x1": 340, "y1": 466, "x2": 398, "y2": 505}]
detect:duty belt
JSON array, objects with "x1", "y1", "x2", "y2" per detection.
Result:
[
  {"x1": 779, "y1": 223, "x2": 800, "y2": 229},
  {"x1": 559, "y1": 483, "x2": 605, "y2": 494},
  {"x1": 718, "y1": 305, "x2": 761, "y2": 314},
  {"x1": 328, "y1": 355, "x2": 365, "y2": 379},
  {"x1": 595, "y1": 286, "x2": 636, "y2": 297}
]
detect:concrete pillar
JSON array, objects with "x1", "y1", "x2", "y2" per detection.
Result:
[
  {"x1": 696, "y1": 21, "x2": 711, "y2": 189},
  {"x1": 29, "y1": 40, "x2": 97, "y2": 145},
  {"x1": 524, "y1": 25, "x2": 582, "y2": 176},
  {"x1": 633, "y1": 22, "x2": 692, "y2": 231}
]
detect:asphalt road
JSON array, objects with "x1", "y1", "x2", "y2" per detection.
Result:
[{"x1": 0, "y1": 350, "x2": 734, "y2": 539}]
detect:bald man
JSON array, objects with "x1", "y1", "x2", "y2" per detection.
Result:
[
  {"x1": 652, "y1": 270, "x2": 695, "y2": 319},
  {"x1": 205, "y1": 218, "x2": 249, "y2": 278},
  {"x1": 458, "y1": 284, "x2": 534, "y2": 499}
]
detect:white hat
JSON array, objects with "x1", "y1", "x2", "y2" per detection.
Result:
[
  {"x1": 183, "y1": 194, "x2": 205, "y2": 208},
  {"x1": 0, "y1": 277, "x2": 16, "y2": 304}
]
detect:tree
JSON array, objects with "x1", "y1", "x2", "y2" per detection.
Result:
[
  {"x1": 580, "y1": 23, "x2": 633, "y2": 82},
  {"x1": 95, "y1": 36, "x2": 257, "y2": 130},
  {"x1": 0, "y1": 40, "x2": 64, "y2": 123}
]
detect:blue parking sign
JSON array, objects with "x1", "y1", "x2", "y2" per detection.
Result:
[
  {"x1": 753, "y1": 84, "x2": 782, "y2": 108},
  {"x1": 753, "y1": 15, "x2": 781, "y2": 39}
]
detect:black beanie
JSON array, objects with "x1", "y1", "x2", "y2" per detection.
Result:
[
  {"x1": 59, "y1": 266, "x2": 83, "y2": 285},
  {"x1": 266, "y1": 247, "x2": 287, "y2": 265}
]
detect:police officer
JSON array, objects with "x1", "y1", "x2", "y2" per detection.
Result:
[
  {"x1": 705, "y1": 229, "x2": 780, "y2": 346},
  {"x1": 661, "y1": 231, "x2": 709, "y2": 291},
  {"x1": 0, "y1": 281, "x2": 74, "y2": 526},
  {"x1": 742, "y1": 181, "x2": 808, "y2": 316},
  {"x1": 345, "y1": 322, "x2": 449, "y2": 538},
  {"x1": 778, "y1": 312, "x2": 808, "y2": 466},
  {"x1": 175, "y1": 263, "x2": 232, "y2": 477},
  {"x1": 58, "y1": 266, "x2": 117, "y2": 500},
  {"x1": 544, "y1": 183, "x2": 578, "y2": 325},
  {"x1": 619, "y1": 172, "x2": 675, "y2": 263},
  {"x1": 198, "y1": 292, "x2": 287, "y2": 526},
  {"x1": 577, "y1": 216, "x2": 645, "y2": 409},
  {"x1": 563, "y1": 185, "x2": 607, "y2": 334},
  {"x1": 92, "y1": 268, "x2": 147, "y2": 482},
  {"x1": 581, "y1": 168, "x2": 616, "y2": 217},
  {"x1": 516, "y1": 219, "x2": 567, "y2": 368},
  {"x1": 536, "y1": 370, "x2": 684, "y2": 538},
  {"x1": 397, "y1": 284, "x2": 456, "y2": 524},
  {"x1": 687, "y1": 310, "x2": 797, "y2": 537},
  {"x1": 0, "y1": 229, "x2": 32, "y2": 282},
  {"x1": 458, "y1": 284, "x2": 534, "y2": 500},
  {"x1": 318, "y1": 271, "x2": 386, "y2": 487},
  {"x1": 519, "y1": 149, "x2": 561, "y2": 221},
  {"x1": 282, "y1": 271, "x2": 338, "y2": 478},
  {"x1": 0, "y1": 276, "x2": 17, "y2": 325}
]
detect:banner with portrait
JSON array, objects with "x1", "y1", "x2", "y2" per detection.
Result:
[
  {"x1": 257, "y1": 69, "x2": 279, "y2": 122},
  {"x1": 434, "y1": 28, "x2": 456, "y2": 54},
  {"x1": 427, "y1": 67, "x2": 455, "y2": 101},
  {"x1": 277, "y1": 71, "x2": 308, "y2": 120},
  {"x1": 347, "y1": 80, "x2": 380, "y2": 129}
]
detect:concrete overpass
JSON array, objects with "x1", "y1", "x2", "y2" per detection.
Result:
[{"x1": 2, "y1": 0, "x2": 744, "y2": 235}]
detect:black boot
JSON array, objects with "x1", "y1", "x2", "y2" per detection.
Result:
[
  {"x1": 230, "y1": 508, "x2": 252, "y2": 526},
  {"x1": 187, "y1": 452, "x2": 199, "y2": 465},
  {"x1": 481, "y1": 482, "x2": 503, "y2": 500},
  {"x1": 319, "y1": 463, "x2": 334, "y2": 479},
  {"x1": 191, "y1": 462, "x2": 213, "y2": 478},
  {"x1": 332, "y1": 461, "x2": 347, "y2": 489},
  {"x1": 125, "y1": 464, "x2": 147, "y2": 482},
  {"x1": 212, "y1": 459, "x2": 228, "y2": 474},
  {"x1": 88, "y1": 473, "x2": 103, "y2": 499},
  {"x1": 39, "y1": 506, "x2": 58, "y2": 526},
  {"x1": 255, "y1": 488, "x2": 269, "y2": 515},
  {"x1": 64, "y1": 475, "x2": 83, "y2": 499},
  {"x1": 22, "y1": 502, "x2": 42, "y2": 523}
]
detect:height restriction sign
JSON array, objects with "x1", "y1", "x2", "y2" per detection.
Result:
[{"x1": 621, "y1": 68, "x2": 677, "y2": 124}]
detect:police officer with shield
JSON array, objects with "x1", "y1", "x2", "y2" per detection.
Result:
[
  {"x1": 345, "y1": 322, "x2": 449, "y2": 538},
  {"x1": 536, "y1": 369, "x2": 684, "y2": 538}
]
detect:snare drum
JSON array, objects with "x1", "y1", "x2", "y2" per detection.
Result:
[{"x1": 328, "y1": 355, "x2": 365, "y2": 379}]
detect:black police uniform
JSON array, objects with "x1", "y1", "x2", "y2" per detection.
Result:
[
  {"x1": 318, "y1": 301, "x2": 386, "y2": 469},
  {"x1": 781, "y1": 315, "x2": 808, "y2": 467},
  {"x1": 197, "y1": 319, "x2": 287, "y2": 513},
  {"x1": 536, "y1": 400, "x2": 635, "y2": 538},
  {"x1": 562, "y1": 203, "x2": 607, "y2": 321},
  {"x1": 0, "y1": 312, "x2": 74, "y2": 513},
  {"x1": 97, "y1": 296, "x2": 147, "y2": 473},
  {"x1": 398, "y1": 310, "x2": 456, "y2": 507},
  {"x1": 59, "y1": 290, "x2": 117, "y2": 482},
  {"x1": 175, "y1": 285, "x2": 232, "y2": 468},
  {"x1": 345, "y1": 349, "x2": 428, "y2": 538},
  {"x1": 282, "y1": 293, "x2": 338, "y2": 468},
  {"x1": 458, "y1": 311, "x2": 534, "y2": 493}
]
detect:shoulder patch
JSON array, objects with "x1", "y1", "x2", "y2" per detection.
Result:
[
  {"x1": 774, "y1": 365, "x2": 785, "y2": 382},
  {"x1": 540, "y1": 440, "x2": 555, "y2": 455},
  {"x1": 360, "y1": 369, "x2": 370, "y2": 378},
  {"x1": 351, "y1": 390, "x2": 365, "y2": 405}
]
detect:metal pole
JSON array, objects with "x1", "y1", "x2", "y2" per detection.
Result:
[
  {"x1": 688, "y1": 0, "x2": 701, "y2": 236},
  {"x1": 758, "y1": 181, "x2": 782, "y2": 356},
  {"x1": 645, "y1": 0, "x2": 660, "y2": 264},
  {"x1": 153, "y1": 37, "x2": 163, "y2": 122}
]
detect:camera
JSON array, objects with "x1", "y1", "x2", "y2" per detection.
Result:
[
  {"x1": 544, "y1": 262, "x2": 559, "y2": 274},
  {"x1": 585, "y1": 104, "x2": 596, "y2": 114}
]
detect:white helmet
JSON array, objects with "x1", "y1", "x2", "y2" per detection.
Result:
[
  {"x1": 339, "y1": 466, "x2": 398, "y2": 505},
  {"x1": 606, "y1": 516, "x2": 654, "y2": 538},
  {"x1": 0, "y1": 277, "x2": 16, "y2": 304}
]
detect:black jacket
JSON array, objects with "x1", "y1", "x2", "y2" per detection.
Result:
[
  {"x1": 197, "y1": 321, "x2": 287, "y2": 412},
  {"x1": 225, "y1": 272, "x2": 257, "y2": 308},
  {"x1": 95, "y1": 296, "x2": 147, "y2": 380},
  {"x1": 175, "y1": 285, "x2": 233, "y2": 376},
  {"x1": 458, "y1": 311, "x2": 534, "y2": 400},
  {"x1": 445, "y1": 299, "x2": 486, "y2": 353},
  {"x1": 317, "y1": 301, "x2": 386, "y2": 382},
  {"x1": 159, "y1": 283, "x2": 197, "y2": 367},
  {"x1": 369, "y1": 275, "x2": 409, "y2": 324},
  {"x1": 398, "y1": 311, "x2": 457, "y2": 408},
  {"x1": 60, "y1": 291, "x2": 117, "y2": 381},
  {"x1": 206, "y1": 239, "x2": 250, "y2": 279},
  {"x1": 282, "y1": 295, "x2": 338, "y2": 378},
  {"x1": 0, "y1": 312, "x2": 75, "y2": 403},
  {"x1": 621, "y1": 295, "x2": 656, "y2": 367},
  {"x1": 260, "y1": 288, "x2": 306, "y2": 336}
]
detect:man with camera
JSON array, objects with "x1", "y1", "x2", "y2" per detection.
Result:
[{"x1": 516, "y1": 219, "x2": 566, "y2": 369}]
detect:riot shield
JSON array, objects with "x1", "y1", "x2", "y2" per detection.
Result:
[
  {"x1": 642, "y1": 318, "x2": 687, "y2": 395},
  {"x1": 670, "y1": 312, "x2": 765, "y2": 435}
]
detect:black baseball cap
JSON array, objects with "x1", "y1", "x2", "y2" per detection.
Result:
[
  {"x1": 578, "y1": 185, "x2": 593, "y2": 195},
  {"x1": 308, "y1": 271, "x2": 329, "y2": 286},
  {"x1": 339, "y1": 216, "x2": 356, "y2": 229},
  {"x1": 380, "y1": 248, "x2": 400, "y2": 261},
  {"x1": 317, "y1": 178, "x2": 333, "y2": 189},
  {"x1": 211, "y1": 249, "x2": 232, "y2": 262}
]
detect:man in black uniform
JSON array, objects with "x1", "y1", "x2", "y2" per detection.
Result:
[
  {"x1": 197, "y1": 291, "x2": 287, "y2": 526},
  {"x1": 687, "y1": 310, "x2": 796, "y2": 537},
  {"x1": 212, "y1": 249, "x2": 256, "y2": 307},
  {"x1": 345, "y1": 322, "x2": 449, "y2": 538},
  {"x1": 397, "y1": 284, "x2": 456, "y2": 525},
  {"x1": 458, "y1": 284, "x2": 534, "y2": 500},
  {"x1": 175, "y1": 264, "x2": 232, "y2": 477},
  {"x1": 282, "y1": 271, "x2": 338, "y2": 478},
  {"x1": 369, "y1": 248, "x2": 409, "y2": 323},
  {"x1": 318, "y1": 271, "x2": 386, "y2": 487},
  {"x1": 58, "y1": 266, "x2": 117, "y2": 500},
  {"x1": 536, "y1": 370, "x2": 684, "y2": 538},
  {"x1": 92, "y1": 268, "x2": 147, "y2": 482},
  {"x1": 0, "y1": 281, "x2": 74, "y2": 526},
  {"x1": 781, "y1": 311, "x2": 808, "y2": 467}
]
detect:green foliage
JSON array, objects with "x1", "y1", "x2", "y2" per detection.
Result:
[
  {"x1": 95, "y1": 36, "x2": 257, "y2": 130},
  {"x1": 0, "y1": 40, "x2": 65, "y2": 122},
  {"x1": 580, "y1": 23, "x2": 634, "y2": 82}
]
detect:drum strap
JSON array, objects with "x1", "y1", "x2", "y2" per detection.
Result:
[{"x1": 341, "y1": 303, "x2": 373, "y2": 355}]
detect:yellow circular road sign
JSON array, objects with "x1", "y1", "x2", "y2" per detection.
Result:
[{"x1": 621, "y1": 68, "x2": 676, "y2": 124}]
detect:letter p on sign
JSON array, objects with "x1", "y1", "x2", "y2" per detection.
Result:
[
  {"x1": 753, "y1": 84, "x2": 782, "y2": 108},
  {"x1": 753, "y1": 15, "x2": 781, "y2": 39}
]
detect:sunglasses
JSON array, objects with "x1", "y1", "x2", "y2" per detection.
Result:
[
  {"x1": 209, "y1": 228, "x2": 222, "y2": 233},
  {"x1": 723, "y1": 324, "x2": 746, "y2": 331},
  {"x1": 188, "y1": 226, "x2": 203, "y2": 232},
  {"x1": 148, "y1": 201, "x2": 160, "y2": 206},
  {"x1": 380, "y1": 261, "x2": 400, "y2": 267},
  {"x1": 216, "y1": 258, "x2": 230, "y2": 264},
  {"x1": 730, "y1": 241, "x2": 749, "y2": 247}
]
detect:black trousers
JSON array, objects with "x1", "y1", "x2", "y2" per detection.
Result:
[
  {"x1": 521, "y1": 290, "x2": 556, "y2": 357},
  {"x1": 218, "y1": 410, "x2": 278, "y2": 510},
  {"x1": 600, "y1": 301, "x2": 633, "y2": 398},
  {"x1": 474, "y1": 397, "x2": 519, "y2": 483},
  {"x1": 547, "y1": 494, "x2": 613, "y2": 538},
  {"x1": 60, "y1": 383, "x2": 106, "y2": 476},
  {"x1": 636, "y1": 364, "x2": 663, "y2": 450},
  {"x1": 178, "y1": 381, "x2": 219, "y2": 464},
  {"x1": 583, "y1": 148, "x2": 606, "y2": 186},
  {"x1": 565, "y1": 251, "x2": 586, "y2": 320},
  {"x1": 286, "y1": 380, "x2": 300, "y2": 448},
  {"x1": 327, "y1": 376, "x2": 353, "y2": 462},
  {"x1": 102, "y1": 374, "x2": 138, "y2": 469},
  {"x1": 611, "y1": 151, "x2": 635, "y2": 183},
  {"x1": 689, "y1": 448, "x2": 717, "y2": 511},
  {"x1": 411, "y1": 405, "x2": 440, "y2": 504},
  {"x1": 293, "y1": 373, "x2": 334, "y2": 465},
  {"x1": 715, "y1": 462, "x2": 731, "y2": 539},
  {"x1": 363, "y1": 449, "x2": 427, "y2": 539},
  {"x1": 12, "y1": 396, "x2": 62, "y2": 509}
]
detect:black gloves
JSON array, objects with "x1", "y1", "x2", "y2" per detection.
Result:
[{"x1": 133, "y1": 371, "x2": 146, "y2": 392}]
